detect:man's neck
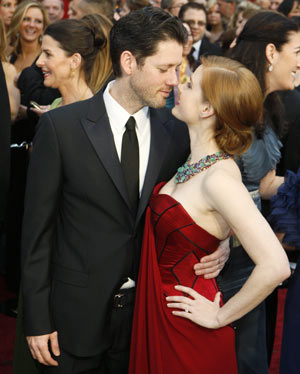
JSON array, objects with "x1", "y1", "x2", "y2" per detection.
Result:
[{"x1": 109, "y1": 78, "x2": 146, "y2": 115}]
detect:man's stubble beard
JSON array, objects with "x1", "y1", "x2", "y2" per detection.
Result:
[{"x1": 129, "y1": 75, "x2": 166, "y2": 110}]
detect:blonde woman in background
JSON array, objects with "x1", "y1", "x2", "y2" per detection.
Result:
[
  {"x1": 206, "y1": 0, "x2": 225, "y2": 43},
  {"x1": 0, "y1": 0, "x2": 18, "y2": 33},
  {"x1": 0, "y1": 16, "x2": 19, "y2": 121},
  {"x1": 7, "y1": 1, "x2": 48, "y2": 72}
]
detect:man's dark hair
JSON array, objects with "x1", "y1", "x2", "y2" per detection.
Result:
[
  {"x1": 178, "y1": 2, "x2": 207, "y2": 20},
  {"x1": 110, "y1": 7, "x2": 187, "y2": 77}
]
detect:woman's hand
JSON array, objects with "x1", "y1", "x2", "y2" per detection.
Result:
[
  {"x1": 166, "y1": 285, "x2": 221, "y2": 329},
  {"x1": 30, "y1": 105, "x2": 51, "y2": 116}
]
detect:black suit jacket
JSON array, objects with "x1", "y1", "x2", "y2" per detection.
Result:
[
  {"x1": 0, "y1": 60, "x2": 11, "y2": 226},
  {"x1": 191, "y1": 36, "x2": 222, "y2": 70},
  {"x1": 21, "y1": 89, "x2": 190, "y2": 356}
]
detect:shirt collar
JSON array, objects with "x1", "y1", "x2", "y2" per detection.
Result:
[{"x1": 103, "y1": 80, "x2": 149, "y2": 135}]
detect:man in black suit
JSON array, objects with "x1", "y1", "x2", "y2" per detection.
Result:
[
  {"x1": 0, "y1": 60, "x2": 10, "y2": 233},
  {"x1": 21, "y1": 8, "x2": 227, "y2": 373},
  {"x1": 21, "y1": 9, "x2": 189, "y2": 374},
  {"x1": 179, "y1": 2, "x2": 222, "y2": 70}
]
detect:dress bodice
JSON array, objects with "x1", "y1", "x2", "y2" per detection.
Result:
[{"x1": 149, "y1": 182, "x2": 221, "y2": 301}]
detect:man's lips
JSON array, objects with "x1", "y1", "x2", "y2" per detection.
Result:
[{"x1": 160, "y1": 90, "x2": 171, "y2": 98}]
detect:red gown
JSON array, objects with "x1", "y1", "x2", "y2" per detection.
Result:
[{"x1": 129, "y1": 182, "x2": 237, "y2": 374}]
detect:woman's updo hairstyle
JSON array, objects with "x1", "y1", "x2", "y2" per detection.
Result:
[
  {"x1": 201, "y1": 56, "x2": 263, "y2": 155},
  {"x1": 43, "y1": 13, "x2": 112, "y2": 93}
]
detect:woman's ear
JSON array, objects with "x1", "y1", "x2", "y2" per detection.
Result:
[
  {"x1": 119, "y1": 50, "x2": 137, "y2": 76},
  {"x1": 199, "y1": 101, "x2": 215, "y2": 119},
  {"x1": 71, "y1": 53, "x2": 82, "y2": 70},
  {"x1": 265, "y1": 43, "x2": 278, "y2": 65}
]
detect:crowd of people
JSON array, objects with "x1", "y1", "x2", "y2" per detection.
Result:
[{"x1": 0, "y1": 0, "x2": 300, "y2": 373}]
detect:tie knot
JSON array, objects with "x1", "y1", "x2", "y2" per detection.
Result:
[{"x1": 126, "y1": 116, "x2": 136, "y2": 132}]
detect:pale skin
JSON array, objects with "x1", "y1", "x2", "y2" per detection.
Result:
[
  {"x1": 26, "y1": 41, "x2": 229, "y2": 366},
  {"x1": 165, "y1": 65, "x2": 290, "y2": 329},
  {"x1": 2, "y1": 61, "x2": 20, "y2": 121}
]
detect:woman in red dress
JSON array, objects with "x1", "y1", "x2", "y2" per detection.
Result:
[{"x1": 129, "y1": 56, "x2": 291, "y2": 374}]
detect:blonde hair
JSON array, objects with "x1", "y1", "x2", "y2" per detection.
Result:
[
  {"x1": 201, "y1": 55, "x2": 263, "y2": 155},
  {"x1": 0, "y1": 17, "x2": 8, "y2": 62},
  {"x1": 81, "y1": 13, "x2": 112, "y2": 93},
  {"x1": 7, "y1": 1, "x2": 49, "y2": 55}
]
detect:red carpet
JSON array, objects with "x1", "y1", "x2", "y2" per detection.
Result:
[
  {"x1": 269, "y1": 288, "x2": 287, "y2": 374},
  {"x1": 0, "y1": 276, "x2": 16, "y2": 374},
  {"x1": 0, "y1": 277, "x2": 288, "y2": 374},
  {"x1": 0, "y1": 314, "x2": 15, "y2": 374}
]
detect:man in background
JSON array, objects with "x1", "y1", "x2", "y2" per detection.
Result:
[
  {"x1": 42, "y1": 0, "x2": 64, "y2": 23},
  {"x1": 179, "y1": 2, "x2": 221, "y2": 69}
]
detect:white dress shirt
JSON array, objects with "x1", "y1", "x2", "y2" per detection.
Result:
[
  {"x1": 192, "y1": 39, "x2": 202, "y2": 61},
  {"x1": 103, "y1": 80, "x2": 151, "y2": 196}
]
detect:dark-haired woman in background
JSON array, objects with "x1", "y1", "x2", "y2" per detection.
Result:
[
  {"x1": 32, "y1": 13, "x2": 112, "y2": 113},
  {"x1": 219, "y1": 11, "x2": 300, "y2": 373},
  {"x1": 13, "y1": 14, "x2": 113, "y2": 374},
  {"x1": 278, "y1": 0, "x2": 300, "y2": 17}
]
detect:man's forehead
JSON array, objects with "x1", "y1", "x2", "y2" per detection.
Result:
[
  {"x1": 144, "y1": 40, "x2": 183, "y2": 64},
  {"x1": 44, "y1": 0, "x2": 61, "y2": 5},
  {"x1": 183, "y1": 8, "x2": 206, "y2": 20}
]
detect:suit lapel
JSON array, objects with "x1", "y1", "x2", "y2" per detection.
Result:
[
  {"x1": 81, "y1": 91, "x2": 131, "y2": 210},
  {"x1": 136, "y1": 108, "x2": 171, "y2": 223}
]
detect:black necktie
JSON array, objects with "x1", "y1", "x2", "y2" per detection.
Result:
[{"x1": 121, "y1": 116, "x2": 139, "y2": 216}]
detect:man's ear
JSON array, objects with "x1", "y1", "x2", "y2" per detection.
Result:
[
  {"x1": 265, "y1": 43, "x2": 278, "y2": 66},
  {"x1": 120, "y1": 50, "x2": 137, "y2": 76},
  {"x1": 199, "y1": 101, "x2": 215, "y2": 119}
]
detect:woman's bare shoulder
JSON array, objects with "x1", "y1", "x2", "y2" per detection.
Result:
[
  {"x1": 203, "y1": 157, "x2": 241, "y2": 189},
  {"x1": 3, "y1": 62, "x2": 17, "y2": 80}
]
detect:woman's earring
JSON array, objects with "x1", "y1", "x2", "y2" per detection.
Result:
[
  {"x1": 268, "y1": 64, "x2": 273, "y2": 72},
  {"x1": 70, "y1": 67, "x2": 75, "y2": 78},
  {"x1": 39, "y1": 35, "x2": 42, "y2": 44}
]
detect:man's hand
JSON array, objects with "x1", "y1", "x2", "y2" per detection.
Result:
[
  {"x1": 26, "y1": 331, "x2": 60, "y2": 366},
  {"x1": 194, "y1": 237, "x2": 230, "y2": 279}
]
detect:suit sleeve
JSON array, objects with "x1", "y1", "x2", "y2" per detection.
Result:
[{"x1": 21, "y1": 112, "x2": 62, "y2": 336}]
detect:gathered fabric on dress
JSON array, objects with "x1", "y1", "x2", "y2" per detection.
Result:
[{"x1": 129, "y1": 182, "x2": 237, "y2": 374}]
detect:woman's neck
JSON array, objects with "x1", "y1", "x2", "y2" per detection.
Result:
[
  {"x1": 20, "y1": 38, "x2": 41, "y2": 56},
  {"x1": 14, "y1": 39, "x2": 41, "y2": 72},
  {"x1": 210, "y1": 23, "x2": 223, "y2": 34},
  {"x1": 188, "y1": 122, "x2": 221, "y2": 163},
  {"x1": 59, "y1": 78, "x2": 93, "y2": 106}
]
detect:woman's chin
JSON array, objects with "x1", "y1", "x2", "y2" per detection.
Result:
[{"x1": 171, "y1": 106, "x2": 181, "y2": 121}]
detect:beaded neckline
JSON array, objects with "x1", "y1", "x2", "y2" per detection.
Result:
[{"x1": 174, "y1": 151, "x2": 231, "y2": 184}]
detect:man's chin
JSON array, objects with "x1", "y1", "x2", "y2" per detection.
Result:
[{"x1": 147, "y1": 98, "x2": 167, "y2": 109}]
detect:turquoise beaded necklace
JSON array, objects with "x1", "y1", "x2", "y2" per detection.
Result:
[{"x1": 174, "y1": 151, "x2": 231, "y2": 184}]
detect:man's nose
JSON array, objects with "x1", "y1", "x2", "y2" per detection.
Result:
[{"x1": 166, "y1": 71, "x2": 179, "y2": 87}]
